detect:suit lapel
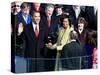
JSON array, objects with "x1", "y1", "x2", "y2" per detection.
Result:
[
  {"x1": 38, "y1": 22, "x2": 43, "y2": 39},
  {"x1": 28, "y1": 23, "x2": 36, "y2": 41},
  {"x1": 21, "y1": 15, "x2": 27, "y2": 25},
  {"x1": 50, "y1": 16, "x2": 53, "y2": 29}
]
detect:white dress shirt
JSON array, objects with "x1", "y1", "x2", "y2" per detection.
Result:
[
  {"x1": 22, "y1": 14, "x2": 28, "y2": 24},
  {"x1": 74, "y1": 7, "x2": 81, "y2": 19}
]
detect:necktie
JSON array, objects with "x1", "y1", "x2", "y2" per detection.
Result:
[
  {"x1": 48, "y1": 18, "x2": 51, "y2": 27},
  {"x1": 35, "y1": 25, "x2": 39, "y2": 37}
]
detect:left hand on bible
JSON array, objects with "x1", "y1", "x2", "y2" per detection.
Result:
[{"x1": 46, "y1": 43, "x2": 53, "y2": 49}]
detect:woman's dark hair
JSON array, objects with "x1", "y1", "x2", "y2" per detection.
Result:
[
  {"x1": 85, "y1": 30, "x2": 97, "y2": 47},
  {"x1": 59, "y1": 13, "x2": 71, "y2": 27},
  {"x1": 78, "y1": 17, "x2": 88, "y2": 28}
]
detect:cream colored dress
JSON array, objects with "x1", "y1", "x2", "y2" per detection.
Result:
[
  {"x1": 50, "y1": 26, "x2": 74, "y2": 71},
  {"x1": 50, "y1": 26, "x2": 73, "y2": 51}
]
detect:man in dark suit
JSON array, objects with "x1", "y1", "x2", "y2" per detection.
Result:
[
  {"x1": 16, "y1": 2, "x2": 31, "y2": 26},
  {"x1": 42, "y1": 4, "x2": 58, "y2": 44},
  {"x1": 17, "y1": 11, "x2": 45, "y2": 72},
  {"x1": 85, "y1": 6, "x2": 97, "y2": 30},
  {"x1": 42, "y1": 4, "x2": 58, "y2": 71},
  {"x1": 61, "y1": 30, "x2": 85, "y2": 70}
]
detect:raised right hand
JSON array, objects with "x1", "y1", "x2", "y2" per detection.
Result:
[{"x1": 18, "y1": 23, "x2": 24, "y2": 35}]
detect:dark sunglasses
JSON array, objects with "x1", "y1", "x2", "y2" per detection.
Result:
[{"x1": 11, "y1": 5, "x2": 20, "y2": 8}]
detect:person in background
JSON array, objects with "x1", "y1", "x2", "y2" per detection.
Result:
[
  {"x1": 92, "y1": 47, "x2": 98, "y2": 69},
  {"x1": 84, "y1": 30, "x2": 97, "y2": 68},
  {"x1": 64, "y1": 5, "x2": 85, "y2": 29},
  {"x1": 11, "y1": 2, "x2": 22, "y2": 72},
  {"x1": 42, "y1": 4, "x2": 58, "y2": 71},
  {"x1": 43, "y1": 4, "x2": 58, "y2": 41},
  {"x1": 76, "y1": 17, "x2": 97, "y2": 69},
  {"x1": 75, "y1": 17, "x2": 88, "y2": 47},
  {"x1": 33, "y1": 3, "x2": 41, "y2": 12},
  {"x1": 54, "y1": 4, "x2": 64, "y2": 32},
  {"x1": 16, "y1": 2, "x2": 31, "y2": 26},
  {"x1": 11, "y1": 1, "x2": 22, "y2": 34},
  {"x1": 92, "y1": 30, "x2": 97, "y2": 69},
  {"x1": 85, "y1": 6, "x2": 97, "y2": 30},
  {"x1": 11, "y1": 1, "x2": 22, "y2": 41},
  {"x1": 11, "y1": 1, "x2": 22, "y2": 15},
  {"x1": 74, "y1": 17, "x2": 89, "y2": 69},
  {"x1": 30, "y1": 3, "x2": 45, "y2": 17},
  {"x1": 54, "y1": 4, "x2": 63, "y2": 17},
  {"x1": 15, "y1": 2, "x2": 32, "y2": 56}
]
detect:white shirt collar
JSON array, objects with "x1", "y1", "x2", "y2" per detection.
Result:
[
  {"x1": 78, "y1": 28, "x2": 83, "y2": 34},
  {"x1": 70, "y1": 39, "x2": 76, "y2": 42}
]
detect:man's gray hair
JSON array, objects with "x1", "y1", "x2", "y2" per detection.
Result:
[{"x1": 45, "y1": 4, "x2": 54, "y2": 10}]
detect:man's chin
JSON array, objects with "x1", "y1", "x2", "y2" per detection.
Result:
[{"x1": 36, "y1": 22, "x2": 40, "y2": 24}]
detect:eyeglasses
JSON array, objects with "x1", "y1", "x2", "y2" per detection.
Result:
[{"x1": 11, "y1": 5, "x2": 20, "y2": 8}]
